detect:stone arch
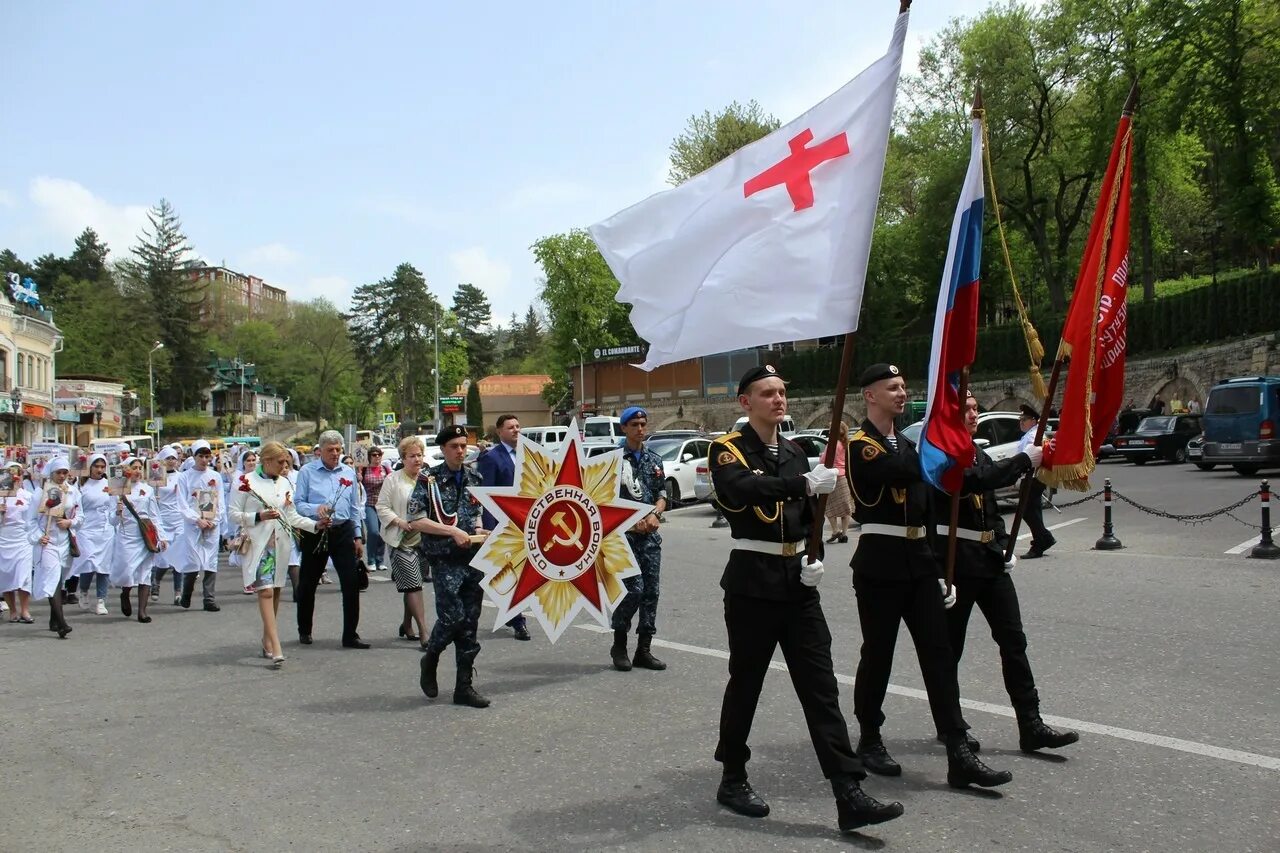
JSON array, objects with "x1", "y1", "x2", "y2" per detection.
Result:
[
  {"x1": 654, "y1": 417, "x2": 702, "y2": 431},
  {"x1": 801, "y1": 408, "x2": 859, "y2": 430},
  {"x1": 990, "y1": 396, "x2": 1030, "y2": 413}
]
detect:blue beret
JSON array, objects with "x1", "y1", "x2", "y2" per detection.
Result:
[{"x1": 619, "y1": 406, "x2": 648, "y2": 425}]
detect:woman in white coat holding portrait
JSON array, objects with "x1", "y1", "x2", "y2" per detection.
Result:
[
  {"x1": 228, "y1": 441, "x2": 318, "y2": 668},
  {"x1": 110, "y1": 457, "x2": 172, "y2": 623},
  {"x1": 30, "y1": 457, "x2": 81, "y2": 638}
]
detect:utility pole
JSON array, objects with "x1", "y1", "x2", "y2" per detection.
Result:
[{"x1": 434, "y1": 308, "x2": 441, "y2": 432}]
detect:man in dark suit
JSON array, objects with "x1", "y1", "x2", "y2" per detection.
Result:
[
  {"x1": 709, "y1": 364, "x2": 903, "y2": 835},
  {"x1": 476, "y1": 414, "x2": 530, "y2": 641}
]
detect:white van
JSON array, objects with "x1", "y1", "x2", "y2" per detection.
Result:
[
  {"x1": 582, "y1": 415, "x2": 624, "y2": 446},
  {"x1": 91, "y1": 435, "x2": 155, "y2": 455},
  {"x1": 732, "y1": 416, "x2": 797, "y2": 437},
  {"x1": 520, "y1": 425, "x2": 571, "y2": 452}
]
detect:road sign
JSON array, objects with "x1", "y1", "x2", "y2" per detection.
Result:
[
  {"x1": 381, "y1": 412, "x2": 396, "y2": 425},
  {"x1": 440, "y1": 396, "x2": 464, "y2": 414},
  {"x1": 145, "y1": 418, "x2": 162, "y2": 433}
]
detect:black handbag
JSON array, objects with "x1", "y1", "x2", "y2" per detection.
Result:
[{"x1": 356, "y1": 558, "x2": 370, "y2": 591}]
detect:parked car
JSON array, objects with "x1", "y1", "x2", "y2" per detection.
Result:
[
  {"x1": 647, "y1": 429, "x2": 707, "y2": 441},
  {"x1": 899, "y1": 411, "x2": 1026, "y2": 463},
  {"x1": 520, "y1": 425, "x2": 571, "y2": 453},
  {"x1": 732, "y1": 415, "x2": 797, "y2": 436},
  {"x1": 646, "y1": 436, "x2": 714, "y2": 504},
  {"x1": 583, "y1": 415, "x2": 625, "y2": 446},
  {"x1": 1186, "y1": 433, "x2": 1212, "y2": 470},
  {"x1": 1113, "y1": 414, "x2": 1202, "y2": 464},
  {"x1": 1202, "y1": 375, "x2": 1280, "y2": 475},
  {"x1": 796, "y1": 428, "x2": 830, "y2": 439}
]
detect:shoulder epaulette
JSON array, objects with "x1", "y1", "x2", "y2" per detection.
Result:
[
  {"x1": 711, "y1": 431, "x2": 742, "y2": 445},
  {"x1": 850, "y1": 429, "x2": 887, "y2": 459},
  {"x1": 709, "y1": 432, "x2": 748, "y2": 468}
]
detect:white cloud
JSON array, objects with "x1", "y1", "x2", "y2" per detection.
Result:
[
  {"x1": 501, "y1": 180, "x2": 592, "y2": 213},
  {"x1": 27, "y1": 177, "x2": 151, "y2": 258},
  {"x1": 0, "y1": 189, "x2": 15, "y2": 208},
  {"x1": 243, "y1": 242, "x2": 300, "y2": 267},
  {"x1": 449, "y1": 246, "x2": 515, "y2": 317}
]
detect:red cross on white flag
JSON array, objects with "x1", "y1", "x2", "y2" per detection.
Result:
[{"x1": 590, "y1": 10, "x2": 909, "y2": 371}]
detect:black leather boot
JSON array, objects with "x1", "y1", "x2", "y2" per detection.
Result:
[
  {"x1": 610, "y1": 629, "x2": 632, "y2": 671},
  {"x1": 832, "y1": 777, "x2": 903, "y2": 832},
  {"x1": 1018, "y1": 713, "x2": 1080, "y2": 753},
  {"x1": 946, "y1": 739, "x2": 1012, "y2": 788},
  {"x1": 179, "y1": 573, "x2": 196, "y2": 609},
  {"x1": 453, "y1": 667, "x2": 491, "y2": 708},
  {"x1": 936, "y1": 730, "x2": 981, "y2": 752},
  {"x1": 717, "y1": 774, "x2": 769, "y2": 818},
  {"x1": 419, "y1": 648, "x2": 440, "y2": 699},
  {"x1": 632, "y1": 635, "x2": 666, "y2": 670},
  {"x1": 856, "y1": 734, "x2": 902, "y2": 776}
]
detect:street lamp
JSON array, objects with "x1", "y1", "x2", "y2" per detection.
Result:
[
  {"x1": 8, "y1": 387, "x2": 20, "y2": 446},
  {"x1": 148, "y1": 341, "x2": 164, "y2": 442},
  {"x1": 93, "y1": 399, "x2": 103, "y2": 439},
  {"x1": 236, "y1": 360, "x2": 255, "y2": 436},
  {"x1": 572, "y1": 337, "x2": 584, "y2": 417}
]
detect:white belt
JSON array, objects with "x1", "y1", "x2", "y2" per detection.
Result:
[
  {"x1": 933, "y1": 525, "x2": 995, "y2": 543},
  {"x1": 732, "y1": 539, "x2": 806, "y2": 557},
  {"x1": 859, "y1": 523, "x2": 928, "y2": 540}
]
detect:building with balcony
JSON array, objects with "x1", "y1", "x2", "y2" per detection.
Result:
[
  {"x1": 53, "y1": 375, "x2": 131, "y2": 446},
  {"x1": 0, "y1": 278, "x2": 63, "y2": 446},
  {"x1": 180, "y1": 264, "x2": 289, "y2": 326},
  {"x1": 201, "y1": 357, "x2": 287, "y2": 433}
]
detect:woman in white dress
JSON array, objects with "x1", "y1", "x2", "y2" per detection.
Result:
[
  {"x1": 228, "y1": 441, "x2": 318, "y2": 667},
  {"x1": 110, "y1": 457, "x2": 171, "y2": 623},
  {"x1": 74, "y1": 453, "x2": 115, "y2": 615},
  {"x1": 30, "y1": 457, "x2": 81, "y2": 638},
  {"x1": 150, "y1": 447, "x2": 185, "y2": 604},
  {"x1": 0, "y1": 460, "x2": 35, "y2": 623}
]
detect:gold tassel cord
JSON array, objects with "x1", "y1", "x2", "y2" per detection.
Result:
[{"x1": 979, "y1": 110, "x2": 1047, "y2": 402}]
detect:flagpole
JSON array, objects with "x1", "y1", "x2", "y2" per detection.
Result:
[
  {"x1": 945, "y1": 366, "x2": 971, "y2": 592},
  {"x1": 1003, "y1": 82, "x2": 1138, "y2": 562},
  {"x1": 806, "y1": 331, "x2": 857, "y2": 561}
]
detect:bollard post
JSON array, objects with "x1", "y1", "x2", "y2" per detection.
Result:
[
  {"x1": 710, "y1": 501, "x2": 730, "y2": 529},
  {"x1": 1249, "y1": 479, "x2": 1280, "y2": 559},
  {"x1": 1094, "y1": 477, "x2": 1123, "y2": 550}
]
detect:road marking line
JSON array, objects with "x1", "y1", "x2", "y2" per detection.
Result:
[
  {"x1": 1017, "y1": 516, "x2": 1087, "y2": 541},
  {"x1": 1225, "y1": 536, "x2": 1262, "y2": 555},
  {"x1": 574, "y1": 623, "x2": 1280, "y2": 773}
]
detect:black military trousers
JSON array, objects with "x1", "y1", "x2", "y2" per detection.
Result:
[
  {"x1": 851, "y1": 574, "x2": 968, "y2": 738},
  {"x1": 947, "y1": 571, "x2": 1040, "y2": 717},
  {"x1": 1024, "y1": 479, "x2": 1056, "y2": 551},
  {"x1": 716, "y1": 590, "x2": 865, "y2": 781}
]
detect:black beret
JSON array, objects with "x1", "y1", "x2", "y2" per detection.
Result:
[
  {"x1": 436, "y1": 425, "x2": 469, "y2": 446},
  {"x1": 737, "y1": 363, "x2": 785, "y2": 396},
  {"x1": 1018, "y1": 404, "x2": 1040, "y2": 421},
  {"x1": 858, "y1": 363, "x2": 902, "y2": 387}
]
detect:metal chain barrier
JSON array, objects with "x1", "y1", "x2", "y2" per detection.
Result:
[
  {"x1": 1047, "y1": 489, "x2": 1104, "y2": 509},
  {"x1": 1109, "y1": 488, "x2": 1259, "y2": 527}
]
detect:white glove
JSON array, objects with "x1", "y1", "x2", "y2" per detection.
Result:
[
  {"x1": 1004, "y1": 554, "x2": 1017, "y2": 571},
  {"x1": 939, "y1": 579, "x2": 957, "y2": 609},
  {"x1": 800, "y1": 559, "x2": 824, "y2": 588},
  {"x1": 803, "y1": 465, "x2": 839, "y2": 495},
  {"x1": 1024, "y1": 444, "x2": 1044, "y2": 468}
]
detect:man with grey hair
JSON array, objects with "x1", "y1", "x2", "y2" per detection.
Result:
[{"x1": 294, "y1": 430, "x2": 367, "y2": 648}]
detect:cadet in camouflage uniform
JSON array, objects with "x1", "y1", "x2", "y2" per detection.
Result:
[
  {"x1": 416, "y1": 425, "x2": 490, "y2": 709},
  {"x1": 609, "y1": 406, "x2": 669, "y2": 672}
]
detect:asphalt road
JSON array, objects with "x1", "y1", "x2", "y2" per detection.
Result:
[{"x1": 3, "y1": 457, "x2": 1278, "y2": 852}]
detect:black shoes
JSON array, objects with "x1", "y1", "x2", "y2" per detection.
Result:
[
  {"x1": 632, "y1": 635, "x2": 666, "y2": 670},
  {"x1": 1019, "y1": 715, "x2": 1080, "y2": 753},
  {"x1": 298, "y1": 634, "x2": 313, "y2": 645},
  {"x1": 453, "y1": 667, "x2": 490, "y2": 708},
  {"x1": 1023, "y1": 538, "x2": 1056, "y2": 559},
  {"x1": 946, "y1": 740, "x2": 1012, "y2": 788},
  {"x1": 399, "y1": 624, "x2": 419, "y2": 642},
  {"x1": 610, "y1": 629, "x2": 632, "y2": 671},
  {"x1": 420, "y1": 648, "x2": 440, "y2": 698},
  {"x1": 856, "y1": 736, "x2": 902, "y2": 777},
  {"x1": 120, "y1": 592, "x2": 132, "y2": 617},
  {"x1": 936, "y1": 731, "x2": 982, "y2": 753},
  {"x1": 342, "y1": 638, "x2": 370, "y2": 649},
  {"x1": 717, "y1": 778, "x2": 770, "y2": 818},
  {"x1": 203, "y1": 602, "x2": 220, "y2": 612},
  {"x1": 513, "y1": 624, "x2": 531, "y2": 641},
  {"x1": 833, "y1": 778, "x2": 903, "y2": 832}
]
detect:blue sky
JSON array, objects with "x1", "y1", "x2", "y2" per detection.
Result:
[{"x1": 1, "y1": 1, "x2": 1001, "y2": 323}]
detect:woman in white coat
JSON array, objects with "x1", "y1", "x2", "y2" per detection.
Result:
[
  {"x1": 226, "y1": 450, "x2": 257, "y2": 587},
  {"x1": 174, "y1": 440, "x2": 225, "y2": 611},
  {"x1": 31, "y1": 457, "x2": 81, "y2": 638},
  {"x1": 0, "y1": 460, "x2": 35, "y2": 623},
  {"x1": 73, "y1": 454, "x2": 115, "y2": 615},
  {"x1": 110, "y1": 458, "x2": 171, "y2": 623},
  {"x1": 150, "y1": 447, "x2": 185, "y2": 605},
  {"x1": 228, "y1": 441, "x2": 318, "y2": 667}
]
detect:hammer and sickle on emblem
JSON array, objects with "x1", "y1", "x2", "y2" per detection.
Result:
[{"x1": 543, "y1": 509, "x2": 585, "y2": 553}]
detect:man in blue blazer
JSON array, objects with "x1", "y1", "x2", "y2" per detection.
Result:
[{"x1": 477, "y1": 414, "x2": 531, "y2": 641}]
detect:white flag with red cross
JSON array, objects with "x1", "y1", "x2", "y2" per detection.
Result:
[{"x1": 590, "y1": 10, "x2": 909, "y2": 371}]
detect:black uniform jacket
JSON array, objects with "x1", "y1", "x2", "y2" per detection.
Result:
[
  {"x1": 937, "y1": 445, "x2": 1032, "y2": 578},
  {"x1": 847, "y1": 418, "x2": 940, "y2": 581},
  {"x1": 709, "y1": 423, "x2": 823, "y2": 601}
]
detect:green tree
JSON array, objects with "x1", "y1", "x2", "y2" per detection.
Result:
[
  {"x1": 348, "y1": 263, "x2": 441, "y2": 425},
  {"x1": 451, "y1": 282, "x2": 496, "y2": 379},
  {"x1": 278, "y1": 299, "x2": 359, "y2": 427},
  {"x1": 119, "y1": 199, "x2": 207, "y2": 411},
  {"x1": 465, "y1": 379, "x2": 483, "y2": 430},
  {"x1": 66, "y1": 227, "x2": 111, "y2": 285},
  {"x1": 667, "y1": 100, "x2": 780, "y2": 185}
]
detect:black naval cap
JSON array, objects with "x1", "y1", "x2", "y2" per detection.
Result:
[
  {"x1": 858, "y1": 363, "x2": 902, "y2": 387},
  {"x1": 1018, "y1": 404, "x2": 1040, "y2": 421},
  {"x1": 436, "y1": 425, "x2": 469, "y2": 446},
  {"x1": 737, "y1": 363, "x2": 785, "y2": 396}
]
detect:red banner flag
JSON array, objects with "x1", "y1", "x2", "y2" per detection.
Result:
[{"x1": 1041, "y1": 96, "x2": 1135, "y2": 491}]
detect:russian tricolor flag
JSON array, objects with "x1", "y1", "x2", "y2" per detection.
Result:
[{"x1": 920, "y1": 116, "x2": 985, "y2": 494}]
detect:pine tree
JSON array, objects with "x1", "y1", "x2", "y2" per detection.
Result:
[{"x1": 451, "y1": 282, "x2": 496, "y2": 380}]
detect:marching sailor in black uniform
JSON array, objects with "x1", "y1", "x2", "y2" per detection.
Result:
[
  {"x1": 710, "y1": 364, "x2": 903, "y2": 834},
  {"x1": 847, "y1": 363, "x2": 1012, "y2": 789},
  {"x1": 940, "y1": 391, "x2": 1080, "y2": 752}
]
